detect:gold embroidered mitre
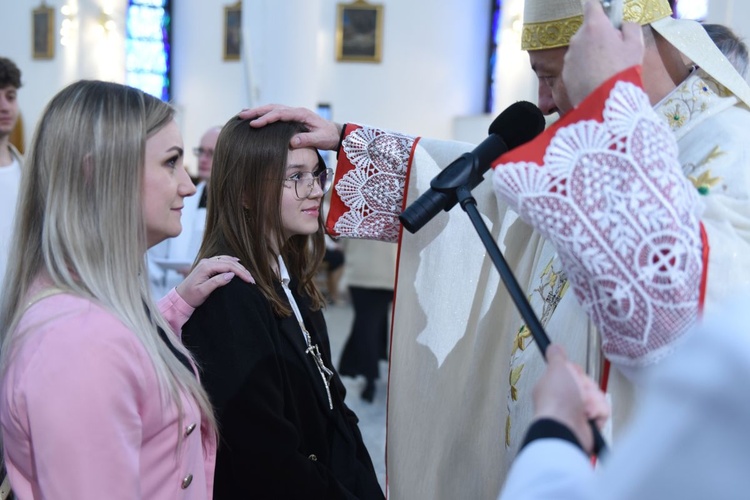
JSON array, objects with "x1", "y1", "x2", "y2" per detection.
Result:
[
  {"x1": 521, "y1": 0, "x2": 672, "y2": 51},
  {"x1": 521, "y1": 0, "x2": 750, "y2": 108}
]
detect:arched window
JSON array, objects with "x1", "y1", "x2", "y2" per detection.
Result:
[
  {"x1": 485, "y1": 0, "x2": 502, "y2": 113},
  {"x1": 125, "y1": 0, "x2": 172, "y2": 101}
]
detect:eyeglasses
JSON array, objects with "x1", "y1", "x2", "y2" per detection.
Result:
[
  {"x1": 193, "y1": 147, "x2": 214, "y2": 158},
  {"x1": 284, "y1": 168, "x2": 334, "y2": 199}
]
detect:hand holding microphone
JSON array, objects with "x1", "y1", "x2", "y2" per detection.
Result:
[{"x1": 533, "y1": 345, "x2": 610, "y2": 455}]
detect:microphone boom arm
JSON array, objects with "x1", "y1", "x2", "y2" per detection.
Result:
[{"x1": 454, "y1": 184, "x2": 608, "y2": 458}]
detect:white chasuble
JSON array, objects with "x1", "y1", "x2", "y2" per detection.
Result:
[{"x1": 325, "y1": 67, "x2": 750, "y2": 499}]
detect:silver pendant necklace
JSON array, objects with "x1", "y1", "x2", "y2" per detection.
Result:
[{"x1": 278, "y1": 257, "x2": 334, "y2": 410}]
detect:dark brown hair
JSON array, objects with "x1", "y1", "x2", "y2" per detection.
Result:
[
  {"x1": 198, "y1": 117, "x2": 326, "y2": 315},
  {"x1": 0, "y1": 57, "x2": 22, "y2": 89}
]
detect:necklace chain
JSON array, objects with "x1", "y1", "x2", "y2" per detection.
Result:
[
  {"x1": 299, "y1": 321, "x2": 334, "y2": 410},
  {"x1": 279, "y1": 279, "x2": 334, "y2": 410}
]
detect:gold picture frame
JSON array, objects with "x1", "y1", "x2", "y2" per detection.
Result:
[
  {"x1": 32, "y1": 5, "x2": 55, "y2": 60},
  {"x1": 335, "y1": 0, "x2": 383, "y2": 63},
  {"x1": 223, "y1": 3, "x2": 241, "y2": 61}
]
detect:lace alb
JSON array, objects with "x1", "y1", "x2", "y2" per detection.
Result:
[
  {"x1": 333, "y1": 126, "x2": 413, "y2": 242},
  {"x1": 493, "y1": 81, "x2": 703, "y2": 367}
]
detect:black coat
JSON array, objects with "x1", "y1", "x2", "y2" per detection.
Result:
[{"x1": 183, "y1": 277, "x2": 384, "y2": 500}]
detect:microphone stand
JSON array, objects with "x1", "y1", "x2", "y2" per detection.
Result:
[{"x1": 406, "y1": 152, "x2": 607, "y2": 457}]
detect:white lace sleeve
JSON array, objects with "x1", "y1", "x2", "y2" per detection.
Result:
[
  {"x1": 493, "y1": 81, "x2": 703, "y2": 368},
  {"x1": 330, "y1": 126, "x2": 414, "y2": 242}
]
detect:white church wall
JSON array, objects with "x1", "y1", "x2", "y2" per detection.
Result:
[{"x1": 2, "y1": 0, "x2": 750, "y2": 165}]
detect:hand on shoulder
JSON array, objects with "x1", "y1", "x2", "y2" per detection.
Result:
[{"x1": 175, "y1": 255, "x2": 254, "y2": 308}]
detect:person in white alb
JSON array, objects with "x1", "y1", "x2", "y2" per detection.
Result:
[
  {"x1": 0, "y1": 57, "x2": 23, "y2": 307},
  {"x1": 240, "y1": 0, "x2": 750, "y2": 496}
]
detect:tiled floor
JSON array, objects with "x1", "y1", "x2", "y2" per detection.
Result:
[{"x1": 323, "y1": 301, "x2": 388, "y2": 491}]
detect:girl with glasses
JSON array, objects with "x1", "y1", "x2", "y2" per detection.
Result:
[{"x1": 182, "y1": 118, "x2": 384, "y2": 499}]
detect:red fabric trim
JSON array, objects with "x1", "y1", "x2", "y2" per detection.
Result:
[
  {"x1": 325, "y1": 123, "x2": 362, "y2": 237},
  {"x1": 384, "y1": 136, "x2": 421, "y2": 498},
  {"x1": 492, "y1": 66, "x2": 644, "y2": 168},
  {"x1": 595, "y1": 355, "x2": 611, "y2": 468},
  {"x1": 698, "y1": 222, "x2": 710, "y2": 317},
  {"x1": 600, "y1": 359, "x2": 611, "y2": 393}
]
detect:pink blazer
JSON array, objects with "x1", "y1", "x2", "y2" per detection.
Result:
[{"x1": 1, "y1": 289, "x2": 216, "y2": 499}]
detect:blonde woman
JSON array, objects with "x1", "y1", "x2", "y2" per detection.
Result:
[{"x1": 0, "y1": 80, "x2": 250, "y2": 499}]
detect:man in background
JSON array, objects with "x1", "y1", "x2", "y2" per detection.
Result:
[
  {"x1": 241, "y1": 0, "x2": 750, "y2": 496},
  {"x1": 149, "y1": 125, "x2": 221, "y2": 296},
  {"x1": 703, "y1": 23, "x2": 749, "y2": 79},
  {"x1": 0, "y1": 57, "x2": 23, "y2": 305}
]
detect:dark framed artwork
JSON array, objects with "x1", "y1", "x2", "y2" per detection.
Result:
[
  {"x1": 336, "y1": 1, "x2": 383, "y2": 63},
  {"x1": 32, "y1": 5, "x2": 55, "y2": 60},
  {"x1": 223, "y1": 3, "x2": 241, "y2": 61}
]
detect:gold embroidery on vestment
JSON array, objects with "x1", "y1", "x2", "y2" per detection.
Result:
[
  {"x1": 505, "y1": 257, "x2": 570, "y2": 447},
  {"x1": 521, "y1": 16, "x2": 582, "y2": 51}
]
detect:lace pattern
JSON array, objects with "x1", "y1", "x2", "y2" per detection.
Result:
[
  {"x1": 332, "y1": 127, "x2": 413, "y2": 242},
  {"x1": 493, "y1": 82, "x2": 703, "y2": 367}
]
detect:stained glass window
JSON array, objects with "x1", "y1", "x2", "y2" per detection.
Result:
[
  {"x1": 126, "y1": 0, "x2": 171, "y2": 101},
  {"x1": 485, "y1": 0, "x2": 502, "y2": 113}
]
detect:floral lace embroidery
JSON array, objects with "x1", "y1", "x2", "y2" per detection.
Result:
[
  {"x1": 493, "y1": 81, "x2": 702, "y2": 367},
  {"x1": 332, "y1": 127, "x2": 413, "y2": 242}
]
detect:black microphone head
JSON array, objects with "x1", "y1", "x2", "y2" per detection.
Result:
[{"x1": 488, "y1": 101, "x2": 545, "y2": 150}]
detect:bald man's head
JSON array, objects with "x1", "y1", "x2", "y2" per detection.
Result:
[{"x1": 196, "y1": 126, "x2": 221, "y2": 184}]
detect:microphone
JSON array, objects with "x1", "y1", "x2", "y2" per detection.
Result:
[{"x1": 399, "y1": 101, "x2": 545, "y2": 234}]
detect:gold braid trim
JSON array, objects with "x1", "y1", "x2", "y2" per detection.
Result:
[
  {"x1": 522, "y1": 0, "x2": 673, "y2": 51},
  {"x1": 623, "y1": 0, "x2": 673, "y2": 25},
  {"x1": 522, "y1": 15, "x2": 582, "y2": 51}
]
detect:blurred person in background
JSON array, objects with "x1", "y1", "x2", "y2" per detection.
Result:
[
  {"x1": 338, "y1": 239, "x2": 397, "y2": 402},
  {"x1": 0, "y1": 57, "x2": 23, "y2": 306},
  {"x1": 703, "y1": 23, "x2": 749, "y2": 79}
]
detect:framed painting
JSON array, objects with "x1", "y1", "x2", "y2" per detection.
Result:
[
  {"x1": 223, "y1": 3, "x2": 241, "y2": 61},
  {"x1": 32, "y1": 5, "x2": 55, "y2": 60},
  {"x1": 335, "y1": 1, "x2": 383, "y2": 63}
]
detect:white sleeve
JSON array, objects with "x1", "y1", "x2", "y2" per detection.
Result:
[
  {"x1": 493, "y1": 80, "x2": 702, "y2": 373},
  {"x1": 498, "y1": 439, "x2": 596, "y2": 500}
]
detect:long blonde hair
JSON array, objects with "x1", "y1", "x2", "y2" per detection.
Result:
[{"x1": 0, "y1": 80, "x2": 215, "y2": 434}]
